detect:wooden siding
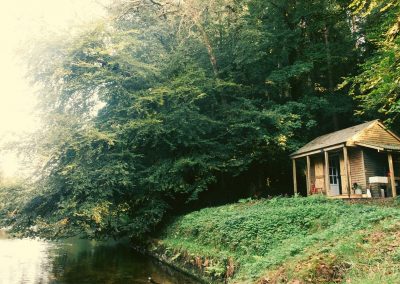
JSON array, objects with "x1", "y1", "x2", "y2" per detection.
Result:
[
  {"x1": 339, "y1": 152, "x2": 346, "y2": 194},
  {"x1": 394, "y1": 154, "x2": 400, "y2": 178},
  {"x1": 310, "y1": 157, "x2": 316, "y2": 192},
  {"x1": 305, "y1": 148, "x2": 399, "y2": 198},
  {"x1": 313, "y1": 155, "x2": 325, "y2": 194},
  {"x1": 355, "y1": 123, "x2": 400, "y2": 147},
  {"x1": 348, "y1": 148, "x2": 366, "y2": 189},
  {"x1": 364, "y1": 148, "x2": 387, "y2": 187}
]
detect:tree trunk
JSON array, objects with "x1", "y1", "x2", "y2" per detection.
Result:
[
  {"x1": 195, "y1": 21, "x2": 219, "y2": 77},
  {"x1": 324, "y1": 25, "x2": 339, "y2": 130}
]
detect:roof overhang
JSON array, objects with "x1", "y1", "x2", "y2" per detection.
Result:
[
  {"x1": 291, "y1": 143, "x2": 345, "y2": 159},
  {"x1": 354, "y1": 142, "x2": 400, "y2": 152},
  {"x1": 290, "y1": 120, "x2": 400, "y2": 159}
]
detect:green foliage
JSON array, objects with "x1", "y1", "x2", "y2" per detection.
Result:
[
  {"x1": 15, "y1": 0, "x2": 354, "y2": 240},
  {"x1": 347, "y1": 0, "x2": 400, "y2": 131},
  {"x1": 0, "y1": 180, "x2": 32, "y2": 228},
  {"x1": 8, "y1": 0, "x2": 396, "y2": 241},
  {"x1": 158, "y1": 197, "x2": 400, "y2": 282}
]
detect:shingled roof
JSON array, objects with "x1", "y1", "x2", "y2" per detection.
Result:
[{"x1": 291, "y1": 120, "x2": 400, "y2": 158}]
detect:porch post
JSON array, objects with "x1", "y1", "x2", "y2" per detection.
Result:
[
  {"x1": 388, "y1": 153, "x2": 397, "y2": 198},
  {"x1": 306, "y1": 155, "x2": 311, "y2": 196},
  {"x1": 292, "y1": 159, "x2": 298, "y2": 195},
  {"x1": 324, "y1": 151, "x2": 330, "y2": 196},
  {"x1": 343, "y1": 146, "x2": 351, "y2": 198}
]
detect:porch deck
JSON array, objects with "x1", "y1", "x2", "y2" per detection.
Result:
[{"x1": 329, "y1": 194, "x2": 376, "y2": 199}]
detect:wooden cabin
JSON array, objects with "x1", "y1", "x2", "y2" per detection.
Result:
[{"x1": 291, "y1": 120, "x2": 400, "y2": 198}]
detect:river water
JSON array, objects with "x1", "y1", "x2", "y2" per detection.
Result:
[{"x1": 0, "y1": 231, "x2": 199, "y2": 284}]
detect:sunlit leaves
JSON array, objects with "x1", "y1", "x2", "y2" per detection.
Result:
[
  {"x1": 348, "y1": 0, "x2": 400, "y2": 129},
  {"x1": 12, "y1": 0, "x2": 363, "y2": 240}
]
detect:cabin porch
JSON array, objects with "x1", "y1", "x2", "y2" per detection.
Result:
[
  {"x1": 290, "y1": 120, "x2": 400, "y2": 199},
  {"x1": 291, "y1": 146, "x2": 400, "y2": 199}
]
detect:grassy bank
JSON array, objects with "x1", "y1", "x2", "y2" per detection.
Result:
[{"x1": 148, "y1": 196, "x2": 400, "y2": 283}]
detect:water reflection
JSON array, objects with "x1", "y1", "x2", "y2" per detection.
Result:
[
  {"x1": 0, "y1": 235, "x2": 53, "y2": 284},
  {"x1": 0, "y1": 232, "x2": 198, "y2": 284}
]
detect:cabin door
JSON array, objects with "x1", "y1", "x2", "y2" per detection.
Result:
[{"x1": 329, "y1": 155, "x2": 341, "y2": 196}]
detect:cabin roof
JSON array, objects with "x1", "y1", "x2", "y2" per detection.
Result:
[{"x1": 291, "y1": 120, "x2": 400, "y2": 158}]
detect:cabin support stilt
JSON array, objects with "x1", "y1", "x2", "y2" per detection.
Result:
[
  {"x1": 292, "y1": 159, "x2": 298, "y2": 195},
  {"x1": 343, "y1": 146, "x2": 350, "y2": 197},
  {"x1": 388, "y1": 153, "x2": 397, "y2": 198},
  {"x1": 324, "y1": 151, "x2": 330, "y2": 196},
  {"x1": 306, "y1": 155, "x2": 311, "y2": 196}
]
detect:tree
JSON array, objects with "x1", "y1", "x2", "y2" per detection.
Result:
[
  {"x1": 346, "y1": 0, "x2": 400, "y2": 132},
  {"x1": 10, "y1": 0, "x2": 361, "y2": 240}
]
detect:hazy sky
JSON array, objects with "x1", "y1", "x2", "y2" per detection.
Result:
[{"x1": 0, "y1": 0, "x2": 109, "y2": 176}]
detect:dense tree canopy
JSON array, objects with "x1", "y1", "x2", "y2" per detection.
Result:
[
  {"x1": 3, "y1": 0, "x2": 398, "y2": 240},
  {"x1": 347, "y1": 0, "x2": 400, "y2": 132}
]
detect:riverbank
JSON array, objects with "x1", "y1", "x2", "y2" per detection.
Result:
[{"x1": 148, "y1": 196, "x2": 400, "y2": 283}]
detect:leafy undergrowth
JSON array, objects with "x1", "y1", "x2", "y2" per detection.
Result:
[{"x1": 151, "y1": 196, "x2": 400, "y2": 283}]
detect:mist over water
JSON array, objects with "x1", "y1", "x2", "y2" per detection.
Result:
[{"x1": 0, "y1": 231, "x2": 198, "y2": 284}]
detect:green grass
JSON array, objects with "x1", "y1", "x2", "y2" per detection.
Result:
[{"x1": 151, "y1": 196, "x2": 400, "y2": 283}]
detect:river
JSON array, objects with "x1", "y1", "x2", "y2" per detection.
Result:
[{"x1": 0, "y1": 231, "x2": 199, "y2": 284}]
